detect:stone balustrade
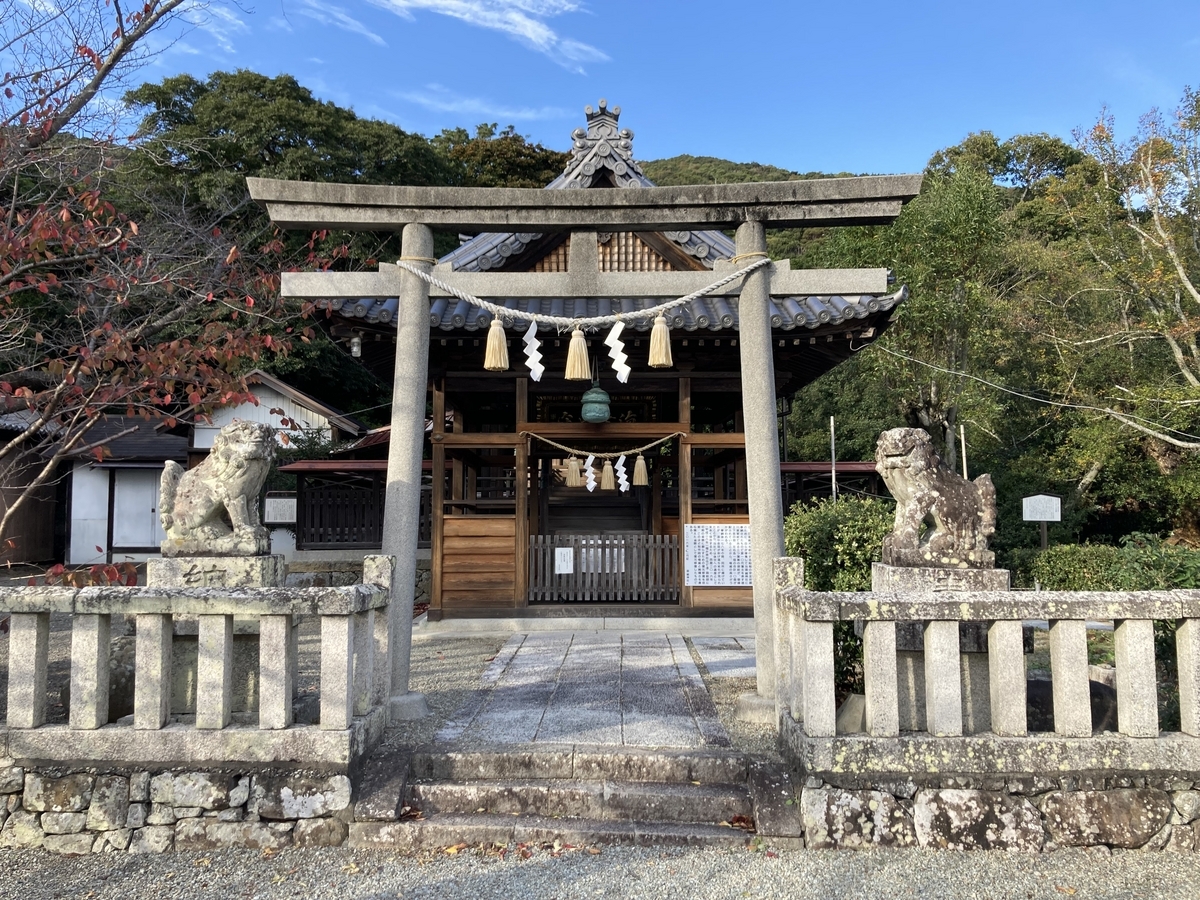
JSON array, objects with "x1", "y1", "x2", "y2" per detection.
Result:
[
  {"x1": 0, "y1": 556, "x2": 395, "y2": 771},
  {"x1": 773, "y1": 559, "x2": 1200, "y2": 777}
]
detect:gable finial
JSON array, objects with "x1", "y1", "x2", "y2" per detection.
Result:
[{"x1": 565, "y1": 100, "x2": 640, "y2": 187}]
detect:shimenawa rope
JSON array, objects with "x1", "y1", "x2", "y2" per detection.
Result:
[
  {"x1": 395, "y1": 256, "x2": 771, "y2": 330},
  {"x1": 520, "y1": 431, "x2": 683, "y2": 459}
]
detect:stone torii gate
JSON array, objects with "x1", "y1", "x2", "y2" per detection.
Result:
[{"x1": 249, "y1": 173, "x2": 922, "y2": 722}]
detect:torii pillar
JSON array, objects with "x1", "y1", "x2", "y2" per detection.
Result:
[
  {"x1": 734, "y1": 220, "x2": 785, "y2": 723},
  {"x1": 380, "y1": 223, "x2": 433, "y2": 720}
]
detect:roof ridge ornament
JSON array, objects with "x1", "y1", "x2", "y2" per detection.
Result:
[{"x1": 563, "y1": 98, "x2": 644, "y2": 188}]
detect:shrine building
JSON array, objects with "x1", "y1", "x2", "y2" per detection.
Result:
[{"x1": 257, "y1": 101, "x2": 917, "y2": 623}]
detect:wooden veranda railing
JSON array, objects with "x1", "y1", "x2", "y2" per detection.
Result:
[{"x1": 528, "y1": 533, "x2": 680, "y2": 604}]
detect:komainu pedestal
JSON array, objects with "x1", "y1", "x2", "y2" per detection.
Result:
[
  {"x1": 146, "y1": 420, "x2": 287, "y2": 715},
  {"x1": 871, "y1": 564, "x2": 1013, "y2": 734},
  {"x1": 146, "y1": 554, "x2": 286, "y2": 589}
]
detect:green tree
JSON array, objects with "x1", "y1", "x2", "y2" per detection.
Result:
[{"x1": 432, "y1": 124, "x2": 569, "y2": 189}]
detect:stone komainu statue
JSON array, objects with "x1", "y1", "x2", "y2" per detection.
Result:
[
  {"x1": 159, "y1": 420, "x2": 276, "y2": 557},
  {"x1": 875, "y1": 427, "x2": 996, "y2": 569}
]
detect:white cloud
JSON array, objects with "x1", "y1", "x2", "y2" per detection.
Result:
[
  {"x1": 296, "y1": 0, "x2": 386, "y2": 46},
  {"x1": 398, "y1": 84, "x2": 570, "y2": 120},
  {"x1": 181, "y1": 2, "x2": 249, "y2": 54},
  {"x1": 364, "y1": 0, "x2": 608, "y2": 73}
]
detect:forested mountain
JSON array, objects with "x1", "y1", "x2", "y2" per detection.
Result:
[{"x1": 641, "y1": 155, "x2": 848, "y2": 185}]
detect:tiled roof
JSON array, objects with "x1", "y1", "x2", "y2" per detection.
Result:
[{"x1": 69, "y1": 417, "x2": 188, "y2": 464}]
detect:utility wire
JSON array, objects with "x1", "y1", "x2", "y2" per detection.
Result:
[{"x1": 870, "y1": 344, "x2": 1200, "y2": 444}]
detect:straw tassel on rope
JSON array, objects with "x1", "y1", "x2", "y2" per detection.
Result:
[
  {"x1": 649, "y1": 315, "x2": 673, "y2": 368},
  {"x1": 600, "y1": 459, "x2": 616, "y2": 491},
  {"x1": 565, "y1": 327, "x2": 590, "y2": 380},
  {"x1": 632, "y1": 454, "x2": 649, "y2": 487},
  {"x1": 484, "y1": 318, "x2": 509, "y2": 371},
  {"x1": 566, "y1": 457, "x2": 582, "y2": 488}
]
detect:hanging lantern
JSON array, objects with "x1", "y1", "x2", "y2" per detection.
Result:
[{"x1": 581, "y1": 383, "x2": 611, "y2": 423}]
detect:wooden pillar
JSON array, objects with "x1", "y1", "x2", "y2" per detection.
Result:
[
  {"x1": 380, "y1": 222, "x2": 433, "y2": 721},
  {"x1": 736, "y1": 220, "x2": 783, "y2": 709},
  {"x1": 430, "y1": 379, "x2": 446, "y2": 617},
  {"x1": 450, "y1": 408, "x2": 463, "y2": 505},
  {"x1": 678, "y1": 376, "x2": 693, "y2": 608},
  {"x1": 514, "y1": 378, "x2": 529, "y2": 607}
]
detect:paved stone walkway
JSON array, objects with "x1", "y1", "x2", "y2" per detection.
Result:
[
  {"x1": 690, "y1": 637, "x2": 757, "y2": 678},
  {"x1": 435, "y1": 633, "x2": 731, "y2": 748}
]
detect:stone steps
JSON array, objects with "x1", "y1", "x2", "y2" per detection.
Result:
[
  {"x1": 348, "y1": 747, "x2": 803, "y2": 851},
  {"x1": 409, "y1": 778, "x2": 753, "y2": 823},
  {"x1": 408, "y1": 746, "x2": 750, "y2": 785},
  {"x1": 349, "y1": 812, "x2": 754, "y2": 850},
  {"x1": 343, "y1": 748, "x2": 806, "y2": 854}
]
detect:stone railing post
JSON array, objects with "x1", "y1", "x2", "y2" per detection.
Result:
[
  {"x1": 924, "y1": 621, "x2": 963, "y2": 736},
  {"x1": 1049, "y1": 619, "x2": 1091, "y2": 737},
  {"x1": 352, "y1": 609, "x2": 375, "y2": 716},
  {"x1": 802, "y1": 619, "x2": 836, "y2": 737},
  {"x1": 196, "y1": 614, "x2": 234, "y2": 730},
  {"x1": 987, "y1": 620, "x2": 1027, "y2": 736},
  {"x1": 320, "y1": 613, "x2": 354, "y2": 730},
  {"x1": 134, "y1": 613, "x2": 172, "y2": 729},
  {"x1": 863, "y1": 620, "x2": 899, "y2": 737},
  {"x1": 70, "y1": 613, "x2": 111, "y2": 730},
  {"x1": 773, "y1": 558, "x2": 804, "y2": 724},
  {"x1": 363, "y1": 555, "x2": 395, "y2": 708},
  {"x1": 259, "y1": 614, "x2": 295, "y2": 729},
  {"x1": 1181, "y1": 617, "x2": 1200, "y2": 737},
  {"x1": 1115, "y1": 618, "x2": 1159, "y2": 737},
  {"x1": 7, "y1": 612, "x2": 50, "y2": 728}
]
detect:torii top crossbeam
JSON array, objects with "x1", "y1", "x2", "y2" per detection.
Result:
[{"x1": 246, "y1": 174, "x2": 922, "y2": 232}]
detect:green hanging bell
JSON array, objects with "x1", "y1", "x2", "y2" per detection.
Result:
[{"x1": 580, "y1": 383, "x2": 611, "y2": 423}]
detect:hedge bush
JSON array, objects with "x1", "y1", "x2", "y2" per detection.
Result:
[
  {"x1": 783, "y1": 497, "x2": 893, "y2": 697},
  {"x1": 782, "y1": 496, "x2": 894, "y2": 591}
]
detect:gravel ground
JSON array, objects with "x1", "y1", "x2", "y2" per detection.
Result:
[
  {"x1": 684, "y1": 637, "x2": 780, "y2": 759},
  {"x1": 380, "y1": 634, "x2": 511, "y2": 749},
  {"x1": 1, "y1": 844, "x2": 1198, "y2": 900}
]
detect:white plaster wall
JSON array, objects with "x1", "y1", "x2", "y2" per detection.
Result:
[
  {"x1": 194, "y1": 388, "x2": 331, "y2": 450},
  {"x1": 67, "y1": 463, "x2": 110, "y2": 565}
]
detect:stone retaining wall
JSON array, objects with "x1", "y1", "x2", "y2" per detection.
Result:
[
  {"x1": 0, "y1": 765, "x2": 355, "y2": 855},
  {"x1": 798, "y1": 773, "x2": 1200, "y2": 852},
  {"x1": 286, "y1": 558, "x2": 431, "y2": 609}
]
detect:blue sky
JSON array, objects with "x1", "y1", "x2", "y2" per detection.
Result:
[{"x1": 145, "y1": 0, "x2": 1200, "y2": 175}]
